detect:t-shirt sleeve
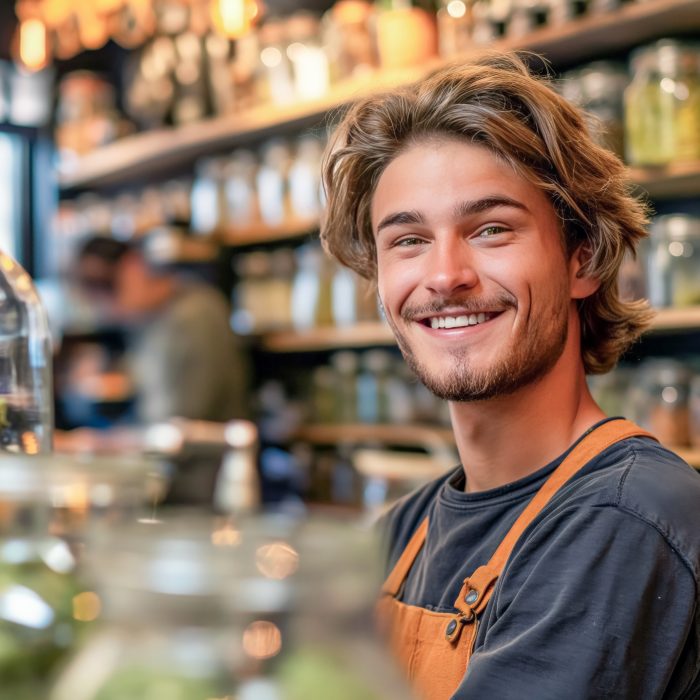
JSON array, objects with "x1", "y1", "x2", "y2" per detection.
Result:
[{"x1": 454, "y1": 505, "x2": 699, "y2": 700}]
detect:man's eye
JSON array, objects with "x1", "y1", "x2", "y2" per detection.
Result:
[
  {"x1": 479, "y1": 226, "x2": 507, "y2": 238},
  {"x1": 395, "y1": 236, "x2": 424, "y2": 247}
]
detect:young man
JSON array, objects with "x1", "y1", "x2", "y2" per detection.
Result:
[{"x1": 321, "y1": 52, "x2": 700, "y2": 699}]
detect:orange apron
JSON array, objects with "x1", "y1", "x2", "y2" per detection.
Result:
[{"x1": 376, "y1": 419, "x2": 656, "y2": 700}]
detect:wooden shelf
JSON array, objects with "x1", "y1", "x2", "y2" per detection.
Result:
[
  {"x1": 294, "y1": 424, "x2": 700, "y2": 467},
  {"x1": 260, "y1": 321, "x2": 395, "y2": 352},
  {"x1": 629, "y1": 162, "x2": 700, "y2": 199},
  {"x1": 294, "y1": 423, "x2": 455, "y2": 447},
  {"x1": 219, "y1": 217, "x2": 319, "y2": 247},
  {"x1": 649, "y1": 307, "x2": 700, "y2": 332},
  {"x1": 57, "y1": 0, "x2": 700, "y2": 192}
]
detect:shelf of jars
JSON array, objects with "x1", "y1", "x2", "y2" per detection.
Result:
[
  {"x1": 629, "y1": 161, "x2": 700, "y2": 200},
  {"x1": 259, "y1": 307, "x2": 700, "y2": 352},
  {"x1": 55, "y1": 0, "x2": 700, "y2": 193}
]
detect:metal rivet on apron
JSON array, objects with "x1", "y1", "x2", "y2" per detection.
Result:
[
  {"x1": 465, "y1": 589, "x2": 479, "y2": 605},
  {"x1": 445, "y1": 619, "x2": 458, "y2": 639}
]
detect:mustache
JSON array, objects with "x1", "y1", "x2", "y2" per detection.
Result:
[{"x1": 400, "y1": 292, "x2": 517, "y2": 321}]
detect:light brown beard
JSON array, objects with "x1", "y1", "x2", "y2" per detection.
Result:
[{"x1": 387, "y1": 290, "x2": 570, "y2": 402}]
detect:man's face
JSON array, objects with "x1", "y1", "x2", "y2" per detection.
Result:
[{"x1": 371, "y1": 138, "x2": 582, "y2": 402}]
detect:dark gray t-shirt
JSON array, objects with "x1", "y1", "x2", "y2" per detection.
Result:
[{"x1": 382, "y1": 421, "x2": 700, "y2": 699}]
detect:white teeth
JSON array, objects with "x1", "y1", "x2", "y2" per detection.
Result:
[{"x1": 427, "y1": 312, "x2": 494, "y2": 329}]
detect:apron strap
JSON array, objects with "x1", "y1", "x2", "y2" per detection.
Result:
[
  {"x1": 453, "y1": 418, "x2": 657, "y2": 617},
  {"x1": 382, "y1": 516, "x2": 430, "y2": 597}
]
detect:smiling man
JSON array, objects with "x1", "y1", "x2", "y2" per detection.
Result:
[{"x1": 321, "y1": 53, "x2": 700, "y2": 699}]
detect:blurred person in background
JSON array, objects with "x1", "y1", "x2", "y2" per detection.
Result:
[{"x1": 58, "y1": 234, "x2": 250, "y2": 503}]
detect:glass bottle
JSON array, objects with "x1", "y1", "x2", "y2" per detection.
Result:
[
  {"x1": 330, "y1": 351, "x2": 359, "y2": 423},
  {"x1": 286, "y1": 13, "x2": 331, "y2": 101},
  {"x1": 257, "y1": 139, "x2": 293, "y2": 228},
  {"x1": 0, "y1": 250, "x2": 53, "y2": 453},
  {"x1": 224, "y1": 149, "x2": 261, "y2": 231}
]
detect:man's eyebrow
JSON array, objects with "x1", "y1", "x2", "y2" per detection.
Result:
[
  {"x1": 376, "y1": 210, "x2": 424, "y2": 234},
  {"x1": 453, "y1": 196, "x2": 529, "y2": 218}
]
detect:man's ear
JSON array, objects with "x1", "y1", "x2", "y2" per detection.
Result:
[{"x1": 569, "y1": 245, "x2": 601, "y2": 300}]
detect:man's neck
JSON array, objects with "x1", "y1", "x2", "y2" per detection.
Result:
[{"x1": 449, "y1": 349, "x2": 606, "y2": 493}]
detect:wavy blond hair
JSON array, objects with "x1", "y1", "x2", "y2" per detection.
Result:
[{"x1": 321, "y1": 51, "x2": 653, "y2": 374}]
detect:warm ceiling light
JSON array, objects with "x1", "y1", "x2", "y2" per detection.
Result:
[{"x1": 19, "y1": 18, "x2": 48, "y2": 71}]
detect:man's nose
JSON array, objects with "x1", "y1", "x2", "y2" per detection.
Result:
[{"x1": 423, "y1": 237, "x2": 479, "y2": 297}]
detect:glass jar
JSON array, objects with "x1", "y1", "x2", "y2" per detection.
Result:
[
  {"x1": 647, "y1": 214, "x2": 700, "y2": 308},
  {"x1": 50, "y1": 514, "x2": 409, "y2": 700},
  {"x1": 286, "y1": 13, "x2": 331, "y2": 101},
  {"x1": 224, "y1": 149, "x2": 261, "y2": 230},
  {"x1": 190, "y1": 157, "x2": 227, "y2": 235},
  {"x1": 289, "y1": 136, "x2": 324, "y2": 221},
  {"x1": 290, "y1": 243, "x2": 333, "y2": 330},
  {"x1": 322, "y1": 0, "x2": 378, "y2": 81},
  {"x1": 0, "y1": 453, "x2": 162, "y2": 699},
  {"x1": 258, "y1": 19, "x2": 295, "y2": 106},
  {"x1": 578, "y1": 61, "x2": 629, "y2": 157},
  {"x1": 625, "y1": 40, "x2": 700, "y2": 166},
  {"x1": 0, "y1": 250, "x2": 53, "y2": 453},
  {"x1": 257, "y1": 139, "x2": 293, "y2": 228},
  {"x1": 375, "y1": 2, "x2": 438, "y2": 70},
  {"x1": 628, "y1": 360, "x2": 691, "y2": 447},
  {"x1": 330, "y1": 351, "x2": 359, "y2": 423},
  {"x1": 437, "y1": 0, "x2": 472, "y2": 57}
]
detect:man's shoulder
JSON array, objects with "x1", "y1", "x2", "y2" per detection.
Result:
[
  {"x1": 613, "y1": 438, "x2": 700, "y2": 579},
  {"x1": 556, "y1": 437, "x2": 700, "y2": 580}
]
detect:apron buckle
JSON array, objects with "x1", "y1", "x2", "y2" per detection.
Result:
[{"x1": 444, "y1": 610, "x2": 475, "y2": 644}]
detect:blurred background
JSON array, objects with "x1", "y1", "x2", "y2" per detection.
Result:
[
  {"x1": 1, "y1": 0, "x2": 700, "y2": 511},
  {"x1": 0, "y1": 0, "x2": 700, "y2": 697}
]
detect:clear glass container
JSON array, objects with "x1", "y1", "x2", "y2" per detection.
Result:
[
  {"x1": 0, "y1": 250, "x2": 53, "y2": 454},
  {"x1": 190, "y1": 157, "x2": 227, "y2": 235},
  {"x1": 625, "y1": 40, "x2": 700, "y2": 166},
  {"x1": 286, "y1": 13, "x2": 331, "y2": 101},
  {"x1": 289, "y1": 136, "x2": 324, "y2": 221},
  {"x1": 0, "y1": 453, "x2": 163, "y2": 699},
  {"x1": 628, "y1": 359, "x2": 691, "y2": 447},
  {"x1": 257, "y1": 139, "x2": 293, "y2": 227},
  {"x1": 576, "y1": 61, "x2": 629, "y2": 157},
  {"x1": 224, "y1": 149, "x2": 260, "y2": 230},
  {"x1": 647, "y1": 214, "x2": 700, "y2": 308},
  {"x1": 330, "y1": 351, "x2": 359, "y2": 423},
  {"x1": 290, "y1": 243, "x2": 333, "y2": 330},
  {"x1": 49, "y1": 514, "x2": 409, "y2": 700}
]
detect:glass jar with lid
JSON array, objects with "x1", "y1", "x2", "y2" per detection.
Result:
[
  {"x1": 647, "y1": 214, "x2": 700, "y2": 308},
  {"x1": 0, "y1": 453, "x2": 163, "y2": 699},
  {"x1": 625, "y1": 40, "x2": 700, "y2": 166}
]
